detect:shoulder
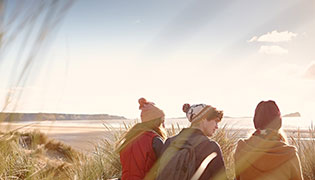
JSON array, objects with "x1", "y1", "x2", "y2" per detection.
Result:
[
  {"x1": 135, "y1": 131, "x2": 159, "y2": 143},
  {"x1": 204, "y1": 139, "x2": 222, "y2": 151},
  {"x1": 235, "y1": 139, "x2": 246, "y2": 149},
  {"x1": 144, "y1": 130, "x2": 159, "y2": 137},
  {"x1": 153, "y1": 135, "x2": 164, "y2": 144},
  {"x1": 284, "y1": 144, "x2": 299, "y2": 159},
  {"x1": 192, "y1": 135, "x2": 222, "y2": 154},
  {"x1": 284, "y1": 143, "x2": 298, "y2": 152},
  {"x1": 162, "y1": 133, "x2": 181, "y2": 151},
  {"x1": 235, "y1": 137, "x2": 252, "y2": 151},
  {"x1": 164, "y1": 134, "x2": 176, "y2": 146},
  {"x1": 273, "y1": 140, "x2": 298, "y2": 155},
  {"x1": 234, "y1": 139, "x2": 247, "y2": 158}
]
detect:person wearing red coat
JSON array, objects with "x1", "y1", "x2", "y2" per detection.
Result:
[{"x1": 116, "y1": 98, "x2": 167, "y2": 180}]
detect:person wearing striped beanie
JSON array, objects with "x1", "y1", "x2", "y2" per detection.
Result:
[
  {"x1": 158, "y1": 103, "x2": 227, "y2": 180},
  {"x1": 183, "y1": 103, "x2": 223, "y2": 137}
]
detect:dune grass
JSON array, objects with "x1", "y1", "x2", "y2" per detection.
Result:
[
  {"x1": 0, "y1": 130, "x2": 80, "y2": 179},
  {"x1": 290, "y1": 126, "x2": 315, "y2": 180},
  {"x1": 1, "y1": 124, "x2": 315, "y2": 180}
]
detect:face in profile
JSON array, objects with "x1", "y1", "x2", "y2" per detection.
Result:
[{"x1": 200, "y1": 117, "x2": 219, "y2": 137}]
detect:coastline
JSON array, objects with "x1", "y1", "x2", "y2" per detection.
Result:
[{"x1": 1, "y1": 120, "x2": 314, "y2": 153}]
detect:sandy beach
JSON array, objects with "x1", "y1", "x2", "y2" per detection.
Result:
[
  {"x1": 0, "y1": 122, "x2": 110, "y2": 153},
  {"x1": 1, "y1": 117, "x2": 312, "y2": 153}
]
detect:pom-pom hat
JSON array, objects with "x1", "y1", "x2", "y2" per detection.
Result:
[
  {"x1": 183, "y1": 103, "x2": 220, "y2": 123},
  {"x1": 139, "y1": 98, "x2": 165, "y2": 122}
]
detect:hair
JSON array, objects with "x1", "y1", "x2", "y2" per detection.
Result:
[
  {"x1": 252, "y1": 128, "x2": 288, "y2": 143},
  {"x1": 183, "y1": 103, "x2": 224, "y2": 126},
  {"x1": 206, "y1": 107, "x2": 223, "y2": 122},
  {"x1": 115, "y1": 117, "x2": 167, "y2": 153}
]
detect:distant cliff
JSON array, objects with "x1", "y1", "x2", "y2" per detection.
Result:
[
  {"x1": 283, "y1": 112, "x2": 301, "y2": 117},
  {"x1": 0, "y1": 112, "x2": 126, "y2": 122}
]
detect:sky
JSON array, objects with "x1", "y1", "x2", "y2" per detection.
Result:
[{"x1": 1, "y1": 0, "x2": 315, "y2": 120}]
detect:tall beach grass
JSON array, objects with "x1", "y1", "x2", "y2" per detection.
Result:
[
  {"x1": 1, "y1": 123, "x2": 315, "y2": 179},
  {"x1": 0, "y1": 125, "x2": 315, "y2": 180}
]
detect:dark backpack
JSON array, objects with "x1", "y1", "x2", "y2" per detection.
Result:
[{"x1": 156, "y1": 131, "x2": 209, "y2": 180}]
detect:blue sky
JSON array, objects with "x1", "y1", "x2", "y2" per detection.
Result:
[{"x1": 1, "y1": 0, "x2": 315, "y2": 119}]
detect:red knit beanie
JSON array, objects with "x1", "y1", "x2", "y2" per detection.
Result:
[
  {"x1": 253, "y1": 100, "x2": 282, "y2": 130},
  {"x1": 138, "y1": 98, "x2": 165, "y2": 122}
]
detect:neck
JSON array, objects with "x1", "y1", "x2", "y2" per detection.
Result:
[{"x1": 190, "y1": 123, "x2": 201, "y2": 129}]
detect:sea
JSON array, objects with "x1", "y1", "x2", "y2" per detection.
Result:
[
  {"x1": 12, "y1": 116, "x2": 313, "y2": 131},
  {"x1": 2, "y1": 116, "x2": 314, "y2": 150},
  {"x1": 103, "y1": 116, "x2": 314, "y2": 138}
]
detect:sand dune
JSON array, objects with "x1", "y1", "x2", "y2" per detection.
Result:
[{"x1": 0, "y1": 122, "x2": 109, "y2": 153}]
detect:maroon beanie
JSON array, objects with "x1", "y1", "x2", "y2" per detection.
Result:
[{"x1": 253, "y1": 100, "x2": 282, "y2": 130}]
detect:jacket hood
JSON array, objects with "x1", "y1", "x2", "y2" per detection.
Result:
[{"x1": 235, "y1": 135, "x2": 297, "y2": 172}]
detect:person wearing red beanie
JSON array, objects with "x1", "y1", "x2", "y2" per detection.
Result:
[
  {"x1": 116, "y1": 98, "x2": 167, "y2": 180},
  {"x1": 253, "y1": 100, "x2": 282, "y2": 130},
  {"x1": 234, "y1": 100, "x2": 303, "y2": 180}
]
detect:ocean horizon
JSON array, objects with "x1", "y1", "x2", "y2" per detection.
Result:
[{"x1": 7, "y1": 116, "x2": 312, "y2": 131}]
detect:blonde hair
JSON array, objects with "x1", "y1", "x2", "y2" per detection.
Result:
[
  {"x1": 252, "y1": 128, "x2": 288, "y2": 143},
  {"x1": 116, "y1": 118, "x2": 167, "y2": 153}
]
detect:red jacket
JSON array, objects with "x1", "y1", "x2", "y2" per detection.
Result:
[{"x1": 120, "y1": 131, "x2": 158, "y2": 180}]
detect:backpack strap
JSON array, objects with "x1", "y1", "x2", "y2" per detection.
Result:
[{"x1": 191, "y1": 152, "x2": 217, "y2": 180}]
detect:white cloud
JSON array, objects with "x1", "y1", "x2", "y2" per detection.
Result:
[
  {"x1": 249, "y1": 30, "x2": 297, "y2": 43},
  {"x1": 304, "y1": 62, "x2": 315, "y2": 80},
  {"x1": 258, "y1": 45, "x2": 288, "y2": 55},
  {"x1": 248, "y1": 36, "x2": 258, "y2": 42}
]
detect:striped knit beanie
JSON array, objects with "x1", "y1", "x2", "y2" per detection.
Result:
[{"x1": 182, "y1": 103, "x2": 216, "y2": 123}]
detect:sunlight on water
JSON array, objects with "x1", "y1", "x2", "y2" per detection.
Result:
[{"x1": 220, "y1": 117, "x2": 313, "y2": 130}]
